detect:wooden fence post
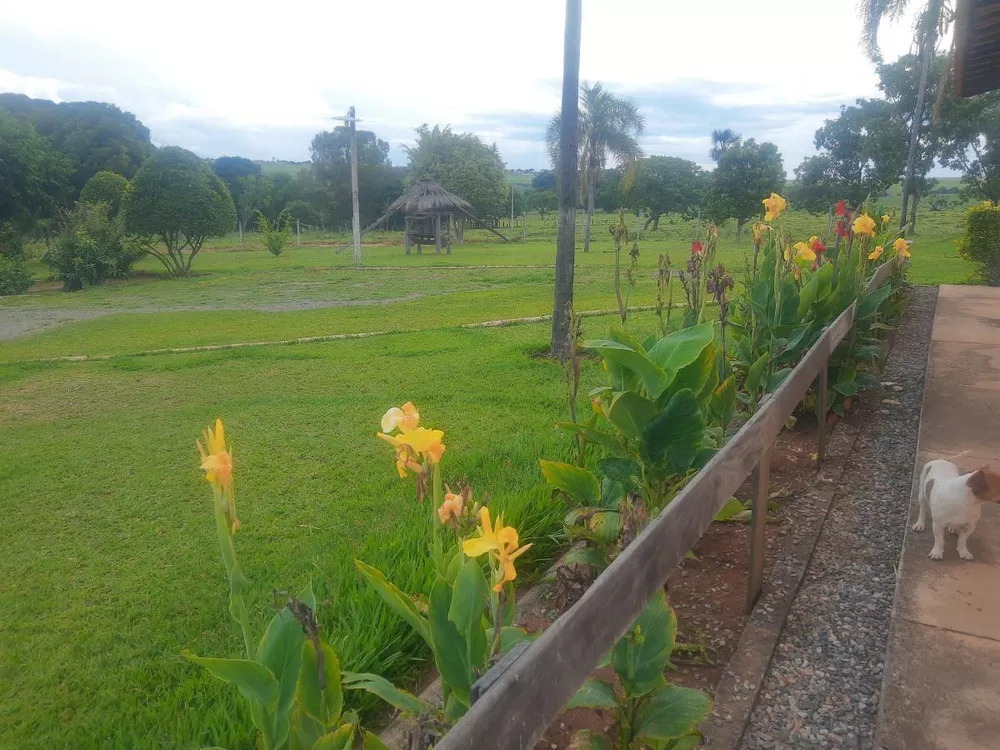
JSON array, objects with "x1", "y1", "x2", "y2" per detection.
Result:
[
  {"x1": 816, "y1": 364, "x2": 828, "y2": 464},
  {"x1": 746, "y1": 446, "x2": 771, "y2": 613}
]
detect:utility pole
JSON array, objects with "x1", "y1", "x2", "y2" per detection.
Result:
[
  {"x1": 335, "y1": 107, "x2": 363, "y2": 265},
  {"x1": 510, "y1": 183, "x2": 515, "y2": 228}
]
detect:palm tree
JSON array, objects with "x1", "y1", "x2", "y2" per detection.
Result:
[
  {"x1": 860, "y1": 0, "x2": 950, "y2": 230},
  {"x1": 551, "y1": 0, "x2": 582, "y2": 358},
  {"x1": 709, "y1": 128, "x2": 742, "y2": 162},
  {"x1": 547, "y1": 82, "x2": 645, "y2": 254}
]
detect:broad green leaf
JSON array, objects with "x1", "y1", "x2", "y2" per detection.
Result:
[
  {"x1": 778, "y1": 282, "x2": 801, "y2": 327},
  {"x1": 858, "y1": 283, "x2": 893, "y2": 320},
  {"x1": 298, "y1": 580, "x2": 317, "y2": 612},
  {"x1": 560, "y1": 545, "x2": 608, "y2": 570},
  {"x1": 599, "y1": 476, "x2": 626, "y2": 510},
  {"x1": 584, "y1": 339, "x2": 669, "y2": 399},
  {"x1": 296, "y1": 640, "x2": 342, "y2": 726},
  {"x1": 362, "y1": 730, "x2": 392, "y2": 750},
  {"x1": 354, "y1": 560, "x2": 431, "y2": 648},
  {"x1": 797, "y1": 267, "x2": 822, "y2": 318},
  {"x1": 485, "y1": 625, "x2": 539, "y2": 654},
  {"x1": 639, "y1": 389, "x2": 705, "y2": 475},
  {"x1": 646, "y1": 323, "x2": 714, "y2": 378},
  {"x1": 667, "y1": 735, "x2": 704, "y2": 750},
  {"x1": 569, "y1": 730, "x2": 613, "y2": 750},
  {"x1": 567, "y1": 678, "x2": 618, "y2": 710},
  {"x1": 449, "y1": 559, "x2": 489, "y2": 670},
  {"x1": 855, "y1": 370, "x2": 883, "y2": 390},
  {"x1": 341, "y1": 672, "x2": 433, "y2": 718},
  {"x1": 693, "y1": 447, "x2": 719, "y2": 469},
  {"x1": 557, "y1": 422, "x2": 625, "y2": 454},
  {"x1": 596, "y1": 457, "x2": 642, "y2": 486},
  {"x1": 612, "y1": 591, "x2": 677, "y2": 698},
  {"x1": 854, "y1": 344, "x2": 884, "y2": 360},
  {"x1": 429, "y1": 577, "x2": 471, "y2": 704},
  {"x1": 767, "y1": 367, "x2": 793, "y2": 392},
  {"x1": 539, "y1": 460, "x2": 601, "y2": 506},
  {"x1": 258, "y1": 607, "x2": 306, "y2": 745},
  {"x1": 312, "y1": 723, "x2": 355, "y2": 750},
  {"x1": 289, "y1": 705, "x2": 324, "y2": 750},
  {"x1": 714, "y1": 497, "x2": 745, "y2": 522},
  {"x1": 607, "y1": 390, "x2": 657, "y2": 439},
  {"x1": 636, "y1": 684, "x2": 713, "y2": 741},
  {"x1": 182, "y1": 651, "x2": 278, "y2": 710},
  {"x1": 666, "y1": 339, "x2": 717, "y2": 405},
  {"x1": 833, "y1": 379, "x2": 859, "y2": 397},
  {"x1": 746, "y1": 352, "x2": 769, "y2": 396},
  {"x1": 589, "y1": 511, "x2": 622, "y2": 545},
  {"x1": 709, "y1": 374, "x2": 737, "y2": 430}
]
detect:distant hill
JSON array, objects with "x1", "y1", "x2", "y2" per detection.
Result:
[{"x1": 255, "y1": 160, "x2": 309, "y2": 177}]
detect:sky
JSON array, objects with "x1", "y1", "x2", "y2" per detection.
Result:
[{"x1": 0, "y1": 0, "x2": 930, "y2": 175}]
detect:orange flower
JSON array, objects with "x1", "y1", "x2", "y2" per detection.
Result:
[
  {"x1": 197, "y1": 419, "x2": 238, "y2": 534},
  {"x1": 438, "y1": 491, "x2": 465, "y2": 524},
  {"x1": 381, "y1": 402, "x2": 420, "y2": 433},
  {"x1": 852, "y1": 213, "x2": 877, "y2": 237},
  {"x1": 869, "y1": 245, "x2": 884, "y2": 261},
  {"x1": 463, "y1": 508, "x2": 533, "y2": 592},
  {"x1": 893, "y1": 237, "x2": 912, "y2": 258},
  {"x1": 762, "y1": 193, "x2": 788, "y2": 222}
]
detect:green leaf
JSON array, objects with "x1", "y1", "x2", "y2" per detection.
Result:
[
  {"x1": 289, "y1": 705, "x2": 325, "y2": 750},
  {"x1": 646, "y1": 323, "x2": 714, "y2": 376},
  {"x1": 714, "y1": 497, "x2": 745, "y2": 522},
  {"x1": 567, "y1": 678, "x2": 618, "y2": 710},
  {"x1": 667, "y1": 339, "x2": 717, "y2": 405},
  {"x1": 362, "y1": 730, "x2": 392, "y2": 750},
  {"x1": 296, "y1": 640, "x2": 342, "y2": 727},
  {"x1": 585, "y1": 339, "x2": 669, "y2": 399},
  {"x1": 341, "y1": 672, "x2": 433, "y2": 718},
  {"x1": 854, "y1": 344, "x2": 883, "y2": 360},
  {"x1": 636, "y1": 684, "x2": 713, "y2": 742},
  {"x1": 855, "y1": 371, "x2": 883, "y2": 390},
  {"x1": 746, "y1": 352, "x2": 769, "y2": 396},
  {"x1": 709, "y1": 375, "x2": 737, "y2": 430},
  {"x1": 797, "y1": 267, "x2": 823, "y2": 318},
  {"x1": 767, "y1": 367, "x2": 793, "y2": 392},
  {"x1": 607, "y1": 390, "x2": 657, "y2": 439},
  {"x1": 485, "y1": 625, "x2": 539, "y2": 654},
  {"x1": 832, "y1": 379, "x2": 859, "y2": 397},
  {"x1": 449, "y1": 559, "x2": 489, "y2": 670},
  {"x1": 298, "y1": 580, "x2": 317, "y2": 612},
  {"x1": 257, "y1": 607, "x2": 306, "y2": 745},
  {"x1": 589, "y1": 511, "x2": 622, "y2": 545},
  {"x1": 667, "y1": 735, "x2": 704, "y2": 750},
  {"x1": 596, "y1": 457, "x2": 642, "y2": 486},
  {"x1": 539, "y1": 460, "x2": 601, "y2": 506},
  {"x1": 182, "y1": 651, "x2": 279, "y2": 710},
  {"x1": 569, "y1": 730, "x2": 613, "y2": 750},
  {"x1": 858, "y1": 283, "x2": 893, "y2": 320},
  {"x1": 354, "y1": 560, "x2": 431, "y2": 648},
  {"x1": 429, "y1": 577, "x2": 471, "y2": 704},
  {"x1": 312, "y1": 723, "x2": 356, "y2": 750},
  {"x1": 560, "y1": 545, "x2": 608, "y2": 570},
  {"x1": 557, "y1": 422, "x2": 625, "y2": 453},
  {"x1": 612, "y1": 591, "x2": 677, "y2": 698},
  {"x1": 640, "y1": 389, "x2": 705, "y2": 475}
]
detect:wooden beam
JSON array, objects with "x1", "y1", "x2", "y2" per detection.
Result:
[
  {"x1": 746, "y1": 446, "x2": 771, "y2": 613},
  {"x1": 435, "y1": 297, "x2": 860, "y2": 750}
]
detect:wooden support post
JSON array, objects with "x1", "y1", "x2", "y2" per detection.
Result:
[
  {"x1": 404, "y1": 217, "x2": 411, "y2": 255},
  {"x1": 435, "y1": 214, "x2": 442, "y2": 254},
  {"x1": 816, "y1": 364, "x2": 828, "y2": 464},
  {"x1": 447, "y1": 213, "x2": 453, "y2": 254},
  {"x1": 746, "y1": 446, "x2": 771, "y2": 613},
  {"x1": 296, "y1": 219, "x2": 300, "y2": 246},
  {"x1": 348, "y1": 106, "x2": 362, "y2": 266}
]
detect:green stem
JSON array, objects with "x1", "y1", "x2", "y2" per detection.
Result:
[
  {"x1": 213, "y1": 490, "x2": 255, "y2": 660},
  {"x1": 490, "y1": 588, "x2": 503, "y2": 659}
]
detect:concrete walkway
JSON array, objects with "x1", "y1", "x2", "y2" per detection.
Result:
[{"x1": 877, "y1": 285, "x2": 1000, "y2": 749}]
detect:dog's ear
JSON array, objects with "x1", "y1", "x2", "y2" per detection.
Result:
[{"x1": 967, "y1": 468, "x2": 1000, "y2": 501}]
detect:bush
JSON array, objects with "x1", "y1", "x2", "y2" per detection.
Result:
[
  {"x1": 44, "y1": 202, "x2": 142, "y2": 291},
  {"x1": 957, "y1": 203, "x2": 1000, "y2": 285},
  {"x1": 79, "y1": 171, "x2": 129, "y2": 216},
  {"x1": 256, "y1": 209, "x2": 293, "y2": 256},
  {"x1": 0, "y1": 223, "x2": 32, "y2": 296}
]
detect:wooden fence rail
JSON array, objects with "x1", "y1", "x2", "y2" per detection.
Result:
[{"x1": 435, "y1": 258, "x2": 898, "y2": 750}]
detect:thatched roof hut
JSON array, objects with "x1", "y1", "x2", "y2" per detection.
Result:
[
  {"x1": 955, "y1": 0, "x2": 1000, "y2": 97},
  {"x1": 384, "y1": 179, "x2": 472, "y2": 216}
]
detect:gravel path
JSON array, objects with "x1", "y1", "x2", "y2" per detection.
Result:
[{"x1": 740, "y1": 286, "x2": 938, "y2": 750}]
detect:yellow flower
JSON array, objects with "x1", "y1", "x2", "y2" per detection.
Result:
[
  {"x1": 881, "y1": 214, "x2": 891, "y2": 225},
  {"x1": 783, "y1": 245, "x2": 792, "y2": 262},
  {"x1": 381, "y1": 402, "x2": 420, "y2": 434},
  {"x1": 762, "y1": 193, "x2": 788, "y2": 222},
  {"x1": 197, "y1": 419, "x2": 238, "y2": 534},
  {"x1": 378, "y1": 426, "x2": 445, "y2": 477},
  {"x1": 853, "y1": 213, "x2": 877, "y2": 237},
  {"x1": 982, "y1": 200, "x2": 993, "y2": 207},
  {"x1": 792, "y1": 241, "x2": 816, "y2": 262},
  {"x1": 869, "y1": 245, "x2": 884, "y2": 261},
  {"x1": 463, "y1": 508, "x2": 532, "y2": 592},
  {"x1": 439, "y1": 491, "x2": 465, "y2": 524},
  {"x1": 892, "y1": 237, "x2": 912, "y2": 258},
  {"x1": 751, "y1": 222, "x2": 771, "y2": 243}
]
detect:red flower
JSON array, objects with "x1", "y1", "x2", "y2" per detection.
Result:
[
  {"x1": 835, "y1": 219, "x2": 851, "y2": 238},
  {"x1": 835, "y1": 200, "x2": 847, "y2": 217},
  {"x1": 810, "y1": 236, "x2": 826, "y2": 254},
  {"x1": 811, "y1": 261, "x2": 820, "y2": 271},
  {"x1": 691, "y1": 241, "x2": 704, "y2": 254}
]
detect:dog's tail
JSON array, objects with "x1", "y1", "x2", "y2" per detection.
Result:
[{"x1": 918, "y1": 461, "x2": 933, "y2": 518}]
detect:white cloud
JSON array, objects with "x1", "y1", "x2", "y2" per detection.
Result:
[{"x1": 0, "y1": 0, "x2": 933, "y2": 169}]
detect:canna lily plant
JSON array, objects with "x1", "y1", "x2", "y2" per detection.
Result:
[
  {"x1": 184, "y1": 420, "x2": 388, "y2": 750},
  {"x1": 350, "y1": 404, "x2": 536, "y2": 740}
]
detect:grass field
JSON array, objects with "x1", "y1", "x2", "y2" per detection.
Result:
[{"x1": 0, "y1": 205, "x2": 977, "y2": 748}]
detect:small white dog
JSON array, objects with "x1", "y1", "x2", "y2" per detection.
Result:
[{"x1": 913, "y1": 459, "x2": 1000, "y2": 560}]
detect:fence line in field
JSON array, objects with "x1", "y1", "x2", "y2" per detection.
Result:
[{"x1": 435, "y1": 259, "x2": 899, "y2": 750}]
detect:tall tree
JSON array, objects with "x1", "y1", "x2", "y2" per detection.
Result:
[
  {"x1": 859, "y1": 0, "x2": 949, "y2": 229},
  {"x1": 233, "y1": 175, "x2": 273, "y2": 242},
  {"x1": 0, "y1": 111, "x2": 72, "y2": 231},
  {"x1": 212, "y1": 156, "x2": 261, "y2": 189},
  {"x1": 0, "y1": 94, "x2": 152, "y2": 194},
  {"x1": 547, "y1": 82, "x2": 645, "y2": 253},
  {"x1": 708, "y1": 138, "x2": 785, "y2": 238},
  {"x1": 310, "y1": 126, "x2": 400, "y2": 227},
  {"x1": 628, "y1": 156, "x2": 704, "y2": 230},
  {"x1": 551, "y1": 0, "x2": 582, "y2": 357},
  {"x1": 404, "y1": 125, "x2": 507, "y2": 216},
  {"x1": 938, "y1": 90, "x2": 1000, "y2": 203},
  {"x1": 709, "y1": 129, "x2": 742, "y2": 162}
]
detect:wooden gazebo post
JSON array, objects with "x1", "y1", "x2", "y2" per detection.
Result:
[
  {"x1": 404, "y1": 216, "x2": 412, "y2": 255},
  {"x1": 435, "y1": 214, "x2": 442, "y2": 254}
]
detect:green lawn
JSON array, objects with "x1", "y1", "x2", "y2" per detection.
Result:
[{"x1": 0, "y1": 206, "x2": 976, "y2": 748}]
